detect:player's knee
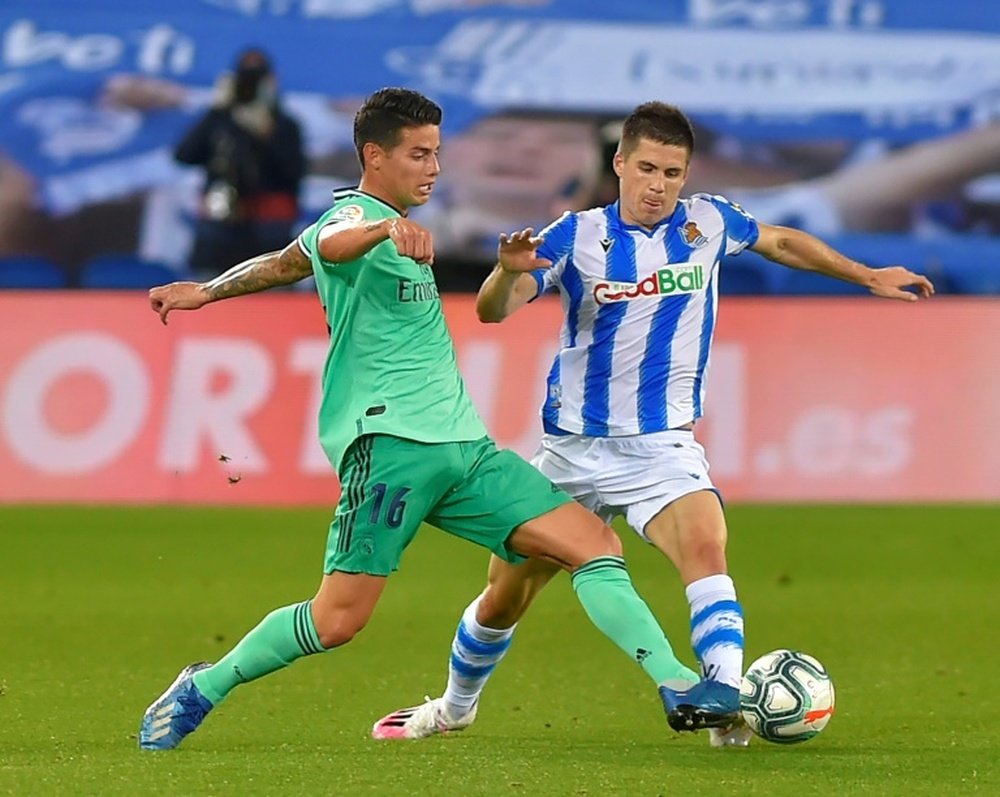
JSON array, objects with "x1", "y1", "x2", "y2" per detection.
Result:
[
  {"x1": 573, "y1": 521, "x2": 623, "y2": 562},
  {"x1": 594, "y1": 523, "x2": 624, "y2": 557},
  {"x1": 681, "y1": 527, "x2": 727, "y2": 571}
]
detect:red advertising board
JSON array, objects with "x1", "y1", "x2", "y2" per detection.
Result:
[{"x1": 1, "y1": 293, "x2": 996, "y2": 504}]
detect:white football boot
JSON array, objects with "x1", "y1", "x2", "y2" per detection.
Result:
[
  {"x1": 709, "y1": 716, "x2": 753, "y2": 748},
  {"x1": 371, "y1": 696, "x2": 478, "y2": 740}
]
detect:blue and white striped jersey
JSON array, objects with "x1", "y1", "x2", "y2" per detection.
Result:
[{"x1": 532, "y1": 194, "x2": 759, "y2": 436}]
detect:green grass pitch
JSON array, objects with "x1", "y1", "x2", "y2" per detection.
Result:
[{"x1": 1, "y1": 504, "x2": 997, "y2": 796}]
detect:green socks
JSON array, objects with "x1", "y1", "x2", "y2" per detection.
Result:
[
  {"x1": 571, "y1": 556, "x2": 698, "y2": 686},
  {"x1": 192, "y1": 600, "x2": 325, "y2": 705},
  {"x1": 189, "y1": 560, "x2": 694, "y2": 708}
]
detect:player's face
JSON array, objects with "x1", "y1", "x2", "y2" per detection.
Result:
[
  {"x1": 614, "y1": 137, "x2": 690, "y2": 229},
  {"x1": 367, "y1": 124, "x2": 441, "y2": 208}
]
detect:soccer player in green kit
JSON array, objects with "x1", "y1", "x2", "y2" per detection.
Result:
[{"x1": 139, "y1": 88, "x2": 700, "y2": 750}]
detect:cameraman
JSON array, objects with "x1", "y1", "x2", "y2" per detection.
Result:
[{"x1": 175, "y1": 48, "x2": 305, "y2": 278}]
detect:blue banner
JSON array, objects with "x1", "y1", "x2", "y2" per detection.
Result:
[{"x1": 1, "y1": 1, "x2": 999, "y2": 264}]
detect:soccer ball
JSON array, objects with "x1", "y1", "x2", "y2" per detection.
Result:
[{"x1": 739, "y1": 649, "x2": 835, "y2": 744}]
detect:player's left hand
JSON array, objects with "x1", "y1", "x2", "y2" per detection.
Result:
[
  {"x1": 868, "y1": 267, "x2": 935, "y2": 302},
  {"x1": 498, "y1": 228, "x2": 552, "y2": 273}
]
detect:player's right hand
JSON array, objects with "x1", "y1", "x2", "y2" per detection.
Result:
[
  {"x1": 149, "y1": 282, "x2": 210, "y2": 325},
  {"x1": 386, "y1": 218, "x2": 434, "y2": 265},
  {"x1": 498, "y1": 228, "x2": 552, "y2": 273}
]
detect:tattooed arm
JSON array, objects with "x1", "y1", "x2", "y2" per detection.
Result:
[
  {"x1": 203, "y1": 242, "x2": 312, "y2": 300},
  {"x1": 149, "y1": 240, "x2": 312, "y2": 325}
]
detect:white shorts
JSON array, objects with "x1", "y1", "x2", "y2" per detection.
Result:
[{"x1": 530, "y1": 429, "x2": 718, "y2": 541}]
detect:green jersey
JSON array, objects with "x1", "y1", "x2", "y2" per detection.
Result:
[{"x1": 297, "y1": 189, "x2": 487, "y2": 471}]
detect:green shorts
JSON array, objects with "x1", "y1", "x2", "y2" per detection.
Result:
[{"x1": 324, "y1": 434, "x2": 572, "y2": 576}]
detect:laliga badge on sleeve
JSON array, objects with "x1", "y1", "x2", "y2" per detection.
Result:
[{"x1": 332, "y1": 204, "x2": 365, "y2": 224}]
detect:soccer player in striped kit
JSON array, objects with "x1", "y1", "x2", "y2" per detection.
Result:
[{"x1": 372, "y1": 101, "x2": 933, "y2": 746}]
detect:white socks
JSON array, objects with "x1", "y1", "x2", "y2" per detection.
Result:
[
  {"x1": 442, "y1": 596, "x2": 516, "y2": 717},
  {"x1": 686, "y1": 574, "x2": 745, "y2": 689}
]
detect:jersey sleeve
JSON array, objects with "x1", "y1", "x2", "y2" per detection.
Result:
[
  {"x1": 701, "y1": 193, "x2": 760, "y2": 255},
  {"x1": 531, "y1": 211, "x2": 578, "y2": 297},
  {"x1": 297, "y1": 222, "x2": 317, "y2": 259},
  {"x1": 302, "y1": 199, "x2": 376, "y2": 267}
]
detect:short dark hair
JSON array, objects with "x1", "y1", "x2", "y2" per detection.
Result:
[
  {"x1": 234, "y1": 47, "x2": 271, "y2": 74},
  {"x1": 354, "y1": 88, "x2": 443, "y2": 169},
  {"x1": 620, "y1": 102, "x2": 695, "y2": 158}
]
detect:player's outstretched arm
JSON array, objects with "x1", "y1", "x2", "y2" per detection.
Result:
[
  {"x1": 149, "y1": 241, "x2": 312, "y2": 325},
  {"x1": 477, "y1": 228, "x2": 548, "y2": 323},
  {"x1": 319, "y1": 217, "x2": 434, "y2": 265},
  {"x1": 751, "y1": 223, "x2": 934, "y2": 302}
]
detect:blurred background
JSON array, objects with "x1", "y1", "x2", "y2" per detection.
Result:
[
  {"x1": 2, "y1": 0, "x2": 999, "y2": 504},
  {"x1": 2, "y1": 0, "x2": 1000, "y2": 291}
]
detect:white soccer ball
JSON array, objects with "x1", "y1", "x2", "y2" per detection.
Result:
[{"x1": 739, "y1": 649, "x2": 835, "y2": 744}]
